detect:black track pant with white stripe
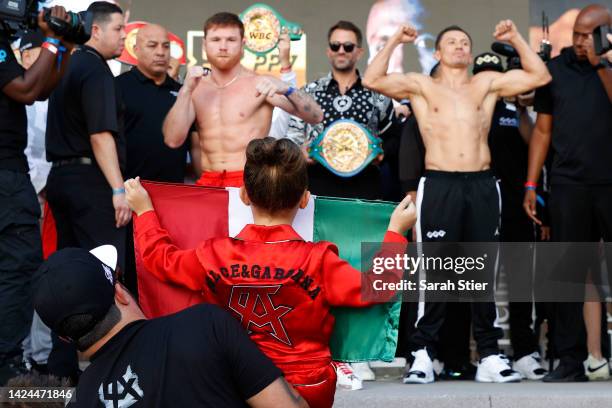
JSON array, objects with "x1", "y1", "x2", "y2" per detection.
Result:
[{"x1": 409, "y1": 170, "x2": 504, "y2": 360}]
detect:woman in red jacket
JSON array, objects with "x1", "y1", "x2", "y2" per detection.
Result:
[{"x1": 125, "y1": 138, "x2": 416, "y2": 408}]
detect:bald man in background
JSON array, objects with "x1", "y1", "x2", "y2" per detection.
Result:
[
  {"x1": 116, "y1": 23, "x2": 196, "y2": 296},
  {"x1": 525, "y1": 4, "x2": 612, "y2": 382}
]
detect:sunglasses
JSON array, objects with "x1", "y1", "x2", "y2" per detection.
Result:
[{"x1": 329, "y1": 42, "x2": 357, "y2": 53}]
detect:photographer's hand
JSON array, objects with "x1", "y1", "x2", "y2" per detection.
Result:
[
  {"x1": 1, "y1": 6, "x2": 72, "y2": 104},
  {"x1": 36, "y1": 6, "x2": 75, "y2": 100},
  {"x1": 37, "y1": 6, "x2": 69, "y2": 40}
]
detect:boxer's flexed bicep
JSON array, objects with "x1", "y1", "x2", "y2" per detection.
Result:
[
  {"x1": 488, "y1": 20, "x2": 551, "y2": 97},
  {"x1": 489, "y1": 68, "x2": 547, "y2": 98},
  {"x1": 363, "y1": 72, "x2": 425, "y2": 101}
]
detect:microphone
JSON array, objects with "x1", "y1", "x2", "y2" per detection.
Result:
[{"x1": 491, "y1": 42, "x2": 518, "y2": 58}]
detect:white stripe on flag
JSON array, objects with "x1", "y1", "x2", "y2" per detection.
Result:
[
  {"x1": 292, "y1": 194, "x2": 315, "y2": 242},
  {"x1": 228, "y1": 188, "x2": 254, "y2": 237},
  {"x1": 227, "y1": 188, "x2": 315, "y2": 241}
]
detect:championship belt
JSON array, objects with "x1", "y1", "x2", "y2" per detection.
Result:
[
  {"x1": 309, "y1": 119, "x2": 383, "y2": 178},
  {"x1": 240, "y1": 3, "x2": 303, "y2": 55}
]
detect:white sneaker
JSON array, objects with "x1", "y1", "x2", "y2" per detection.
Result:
[
  {"x1": 351, "y1": 362, "x2": 375, "y2": 381},
  {"x1": 476, "y1": 354, "x2": 522, "y2": 383},
  {"x1": 584, "y1": 354, "x2": 610, "y2": 381},
  {"x1": 334, "y1": 362, "x2": 363, "y2": 390},
  {"x1": 432, "y1": 358, "x2": 445, "y2": 377},
  {"x1": 403, "y1": 349, "x2": 435, "y2": 384},
  {"x1": 514, "y1": 352, "x2": 548, "y2": 380}
]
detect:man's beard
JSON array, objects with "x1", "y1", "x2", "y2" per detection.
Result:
[
  {"x1": 209, "y1": 54, "x2": 241, "y2": 71},
  {"x1": 573, "y1": 47, "x2": 588, "y2": 60},
  {"x1": 332, "y1": 60, "x2": 355, "y2": 72}
]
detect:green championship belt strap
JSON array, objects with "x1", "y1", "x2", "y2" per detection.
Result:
[
  {"x1": 309, "y1": 119, "x2": 383, "y2": 178},
  {"x1": 240, "y1": 3, "x2": 303, "y2": 56}
]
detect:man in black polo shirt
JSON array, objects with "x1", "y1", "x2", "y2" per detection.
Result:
[
  {"x1": 117, "y1": 23, "x2": 192, "y2": 184},
  {"x1": 33, "y1": 246, "x2": 308, "y2": 408},
  {"x1": 46, "y1": 1, "x2": 129, "y2": 266},
  {"x1": 525, "y1": 4, "x2": 612, "y2": 382},
  {"x1": 0, "y1": 7, "x2": 72, "y2": 384},
  {"x1": 116, "y1": 23, "x2": 192, "y2": 297},
  {"x1": 45, "y1": 1, "x2": 128, "y2": 382}
]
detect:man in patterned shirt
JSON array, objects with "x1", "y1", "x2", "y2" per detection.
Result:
[{"x1": 286, "y1": 21, "x2": 400, "y2": 201}]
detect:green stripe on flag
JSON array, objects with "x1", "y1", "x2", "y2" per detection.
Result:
[{"x1": 313, "y1": 196, "x2": 401, "y2": 362}]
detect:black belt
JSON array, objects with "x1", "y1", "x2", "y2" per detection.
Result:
[{"x1": 52, "y1": 157, "x2": 93, "y2": 168}]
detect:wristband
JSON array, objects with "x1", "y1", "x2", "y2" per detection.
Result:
[
  {"x1": 56, "y1": 45, "x2": 67, "y2": 71},
  {"x1": 45, "y1": 37, "x2": 61, "y2": 46},
  {"x1": 42, "y1": 42, "x2": 58, "y2": 55},
  {"x1": 524, "y1": 181, "x2": 537, "y2": 188},
  {"x1": 525, "y1": 186, "x2": 537, "y2": 191},
  {"x1": 594, "y1": 58, "x2": 611, "y2": 70},
  {"x1": 284, "y1": 86, "x2": 296, "y2": 97},
  {"x1": 112, "y1": 187, "x2": 125, "y2": 196},
  {"x1": 280, "y1": 65, "x2": 292, "y2": 73}
]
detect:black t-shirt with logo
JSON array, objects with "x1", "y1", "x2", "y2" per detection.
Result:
[
  {"x1": 68, "y1": 304, "x2": 282, "y2": 407},
  {"x1": 534, "y1": 47, "x2": 612, "y2": 185},
  {"x1": 0, "y1": 38, "x2": 28, "y2": 173},
  {"x1": 115, "y1": 68, "x2": 189, "y2": 182}
]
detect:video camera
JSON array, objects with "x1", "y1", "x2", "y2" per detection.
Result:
[
  {"x1": 0, "y1": 0, "x2": 92, "y2": 44},
  {"x1": 491, "y1": 12, "x2": 552, "y2": 71},
  {"x1": 593, "y1": 24, "x2": 610, "y2": 56}
]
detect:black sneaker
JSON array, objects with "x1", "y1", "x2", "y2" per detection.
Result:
[
  {"x1": 439, "y1": 362, "x2": 477, "y2": 380},
  {"x1": 0, "y1": 355, "x2": 29, "y2": 386},
  {"x1": 542, "y1": 361, "x2": 588, "y2": 382}
]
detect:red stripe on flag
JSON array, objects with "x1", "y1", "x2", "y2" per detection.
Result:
[{"x1": 136, "y1": 181, "x2": 229, "y2": 318}]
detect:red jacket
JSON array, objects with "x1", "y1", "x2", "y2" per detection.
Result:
[{"x1": 135, "y1": 210, "x2": 407, "y2": 371}]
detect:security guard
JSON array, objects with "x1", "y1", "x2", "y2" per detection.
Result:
[
  {"x1": 115, "y1": 23, "x2": 193, "y2": 296},
  {"x1": 46, "y1": 2, "x2": 129, "y2": 266},
  {"x1": 45, "y1": 1, "x2": 127, "y2": 382},
  {"x1": 116, "y1": 24, "x2": 192, "y2": 184}
]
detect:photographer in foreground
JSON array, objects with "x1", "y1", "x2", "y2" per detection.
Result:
[{"x1": 0, "y1": 5, "x2": 72, "y2": 385}]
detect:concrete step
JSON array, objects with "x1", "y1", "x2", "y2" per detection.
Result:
[{"x1": 333, "y1": 380, "x2": 612, "y2": 408}]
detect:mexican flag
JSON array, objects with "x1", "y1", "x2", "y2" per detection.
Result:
[{"x1": 136, "y1": 181, "x2": 401, "y2": 362}]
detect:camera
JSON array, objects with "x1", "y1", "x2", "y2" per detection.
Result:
[
  {"x1": 0, "y1": 0, "x2": 92, "y2": 44},
  {"x1": 491, "y1": 11, "x2": 551, "y2": 71},
  {"x1": 593, "y1": 24, "x2": 611, "y2": 56},
  {"x1": 490, "y1": 41, "x2": 551, "y2": 71}
]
